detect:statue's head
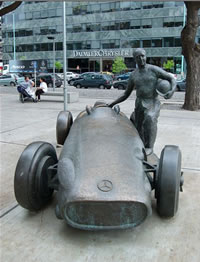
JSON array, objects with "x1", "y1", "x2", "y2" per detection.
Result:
[{"x1": 133, "y1": 48, "x2": 146, "y2": 68}]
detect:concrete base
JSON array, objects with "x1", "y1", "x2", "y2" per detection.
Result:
[{"x1": 42, "y1": 91, "x2": 79, "y2": 103}]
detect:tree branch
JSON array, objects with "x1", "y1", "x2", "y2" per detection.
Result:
[{"x1": 0, "y1": 1, "x2": 22, "y2": 16}]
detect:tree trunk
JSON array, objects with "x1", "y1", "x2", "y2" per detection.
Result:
[
  {"x1": 0, "y1": 2, "x2": 22, "y2": 16},
  {"x1": 181, "y1": 2, "x2": 200, "y2": 111}
]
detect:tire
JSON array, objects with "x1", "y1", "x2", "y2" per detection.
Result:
[
  {"x1": 99, "y1": 84, "x2": 105, "y2": 89},
  {"x1": 48, "y1": 82, "x2": 53, "y2": 88},
  {"x1": 14, "y1": 142, "x2": 58, "y2": 211},
  {"x1": 156, "y1": 145, "x2": 182, "y2": 217},
  {"x1": 118, "y1": 84, "x2": 124, "y2": 90},
  {"x1": 10, "y1": 82, "x2": 16, "y2": 87},
  {"x1": 19, "y1": 93, "x2": 24, "y2": 103},
  {"x1": 176, "y1": 85, "x2": 180, "y2": 91},
  {"x1": 76, "y1": 84, "x2": 81, "y2": 89},
  {"x1": 56, "y1": 111, "x2": 73, "y2": 145},
  {"x1": 69, "y1": 80, "x2": 74, "y2": 86}
]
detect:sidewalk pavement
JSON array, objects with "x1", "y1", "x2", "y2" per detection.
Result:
[{"x1": 0, "y1": 93, "x2": 200, "y2": 262}]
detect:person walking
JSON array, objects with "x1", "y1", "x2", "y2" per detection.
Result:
[
  {"x1": 35, "y1": 77, "x2": 48, "y2": 101},
  {"x1": 108, "y1": 48, "x2": 176, "y2": 155}
]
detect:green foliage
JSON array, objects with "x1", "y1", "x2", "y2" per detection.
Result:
[
  {"x1": 163, "y1": 60, "x2": 174, "y2": 71},
  {"x1": 112, "y1": 57, "x2": 127, "y2": 74},
  {"x1": 19, "y1": 56, "x2": 27, "y2": 60},
  {"x1": 55, "y1": 61, "x2": 63, "y2": 72}
]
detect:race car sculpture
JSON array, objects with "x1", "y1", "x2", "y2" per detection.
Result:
[{"x1": 14, "y1": 102, "x2": 183, "y2": 230}]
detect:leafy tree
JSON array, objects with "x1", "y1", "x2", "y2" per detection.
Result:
[
  {"x1": 19, "y1": 56, "x2": 27, "y2": 60},
  {"x1": 0, "y1": 2, "x2": 22, "y2": 16},
  {"x1": 181, "y1": 2, "x2": 200, "y2": 110},
  {"x1": 55, "y1": 61, "x2": 63, "y2": 72},
  {"x1": 163, "y1": 60, "x2": 174, "y2": 72},
  {"x1": 112, "y1": 57, "x2": 127, "y2": 74}
]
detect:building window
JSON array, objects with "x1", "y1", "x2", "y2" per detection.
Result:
[
  {"x1": 142, "y1": 19, "x2": 152, "y2": 29},
  {"x1": 101, "y1": 3, "x2": 110, "y2": 12},
  {"x1": 120, "y1": 22, "x2": 130, "y2": 30},
  {"x1": 163, "y1": 17, "x2": 174, "y2": 27},
  {"x1": 25, "y1": 12, "x2": 32, "y2": 20},
  {"x1": 130, "y1": 20, "x2": 140, "y2": 29},
  {"x1": 33, "y1": 11, "x2": 40, "y2": 19},
  {"x1": 164, "y1": 37, "x2": 174, "y2": 47},
  {"x1": 175, "y1": 38, "x2": 182, "y2": 47},
  {"x1": 143, "y1": 40, "x2": 151, "y2": 48},
  {"x1": 152, "y1": 39, "x2": 162, "y2": 47},
  {"x1": 48, "y1": 9, "x2": 56, "y2": 17}
]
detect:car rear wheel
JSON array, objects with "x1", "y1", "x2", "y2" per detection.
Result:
[
  {"x1": 48, "y1": 83, "x2": 53, "y2": 88},
  {"x1": 10, "y1": 82, "x2": 16, "y2": 86},
  {"x1": 14, "y1": 142, "x2": 58, "y2": 211},
  {"x1": 156, "y1": 145, "x2": 182, "y2": 217},
  {"x1": 56, "y1": 111, "x2": 73, "y2": 145},
  {"x1": 176, "y1": 85, "x2": 180, "y2": 91},
  {"x1": 99, "y1": 84, "x2": 105, "y2": 89}
]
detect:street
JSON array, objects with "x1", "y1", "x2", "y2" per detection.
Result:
[{"x1": 0, "y1": 85, "x2": 200, "y2": 262}]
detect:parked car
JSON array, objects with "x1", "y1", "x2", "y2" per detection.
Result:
[
  {"x1": 0, "y1": 74, "x2": 24, "y2": 86},
  {"x1": 35, "y1": 74, "x2": 62, "y2": 88},
  {"x1": 14, "y1": 102, "x2": 183, "y2": 230},
  {"x1": 116, "y1": 72, "x2": 131, "y2": 81},
  {"x1": 113, "y1": 79, "x2": 128, "y2": 90},
  {"x1": 66, "y1": 72, "x2": 79, "y2": 81},
  {"x1": 74, "y1": 73, "x2": 113, "y2": 89},
  {"x1": 176, "y1": 79, "x2": 186, "y2": 91},
  {"x1": 68, "y1": 72, "x2": 95, "y2": 86}
]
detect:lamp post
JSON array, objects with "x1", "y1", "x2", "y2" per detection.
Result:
[
  {"x1": 63, "y1": 1, "x2": 67, "y2": 111},
  {"x1": 13, "y1": 13, "x2": 16, "y2": 60},
  {"x1": 181, "y1": 3, "x2": 186, "y2": 78},
  {"x1": 47, "y1": 36, "x2": 55, "y2": 91}
]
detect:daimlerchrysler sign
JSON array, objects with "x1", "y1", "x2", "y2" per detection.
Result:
[{"x1": 73, "y1": 49, "x2": 132, "y2": 58}]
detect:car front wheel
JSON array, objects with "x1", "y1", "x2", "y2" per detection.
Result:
[
  {"x1": 76, "y1": 84, "x2": 81, "y2": 89},
  {"x1": 10, "y1": 82, "x2": 16, "y2": 86}
]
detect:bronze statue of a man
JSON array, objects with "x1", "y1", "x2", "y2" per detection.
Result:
[{"x1": 109, "y1": 48, "x2": 176, "y2": 155}]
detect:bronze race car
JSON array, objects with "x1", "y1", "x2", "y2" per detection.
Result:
[{"x1": 14, "y1": 102, "x2": 183, "y2": 230}]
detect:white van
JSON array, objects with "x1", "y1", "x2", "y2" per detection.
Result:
[{"x1": 3, "y1": 64, "x2": 9, "y2": 75}]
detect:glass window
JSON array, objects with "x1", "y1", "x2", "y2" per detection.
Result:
[
  {"x1": 130, "y1": 20, "x2": 140, "y2": 29},
  {"x1": 90, "y1": 4, "x2": 99, "y2": 13},
  {"x1": 33, "y1": 44, "x2": 40, "y2": 51},
  {"x1": 25, "y1": 12, "x2": 32, "y2": 20},
  {"x1": 56, "y1": 42, "x2": 63, "y2": 50},
  {"x1": 142, "y1": 19, "x2": 152, "y2": 28},
  {"x1": 67, "y1": 43, "x2": 73, "y2": 50},
  {"x1": 48, "y1": 9, "x2": 56, "y2": 17},
  {"x1": 56, "y1": 26, "x2": 62, "y2": 33},
  {"x1": 163, "y1": 17, "x2": 174, "y2": 27},
  {"x1": 56, "y1": 8, "x2": 62, "y2": 16},
  {"x1": 33, "y1": 11, "x2": 40, "y2": 19},
  {"x1": 120, "y1": 22, "x2": 130, "y2": 30},
  {"x1": 131, "y1": 40, "x2": 140, "y2": 48},
  {"x1": 91, "y1": 41, "x2": 100, "y2": 49},
  {"x1": 164, "y1": 37, "x2": 174, "y2": 47},
  {"x1": 41, "y1": 43, "x2": 48, "y2": 51},
  {"x1": 49, "y1": 27, "x2": 56, "y2": 34},
  {"x1": 101, "y1": 3, "x2": 110, "y2": 12},
  {"x1": 102, "y1": 22, "x2": 110, "y2": 31},
  {"x1": 175, "y1": 38, "x2": 182, "y2": 47},
  {"x1": 41, "y1": 10, "x2": 48, "y2": 18},
  {"x1": 40, "y1": 28, "x2": 49, "y2": 35},
  {"x1": 143, "y1": 40, "x2": 151, "y2": 48},
  {"x1": 120, "y1": 2, "x2": 131, "y2": 11},
  {"x1": 152, "y1": 18, "x2": 163, "y2": 28},
  {"x1": 25, "y1": 44, "x2": 33, "y2": 52},
  {"x1": 66, "y1": 7, "x2": 72, "y2": 15},
  {"x1": 152, "y1": 39, "x2": 162, "y2": 47}
]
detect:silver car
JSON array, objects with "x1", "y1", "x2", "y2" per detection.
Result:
[{"x1": 0, "y1": 74, "x2": 24, "y2": 86}]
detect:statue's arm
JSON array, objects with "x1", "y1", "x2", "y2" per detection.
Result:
[
  {"x1": 108, "y1": 76, "x2": 134, "y2": 108},
  {"x1": 153, "y1": 66, "x2": 176, "y2": 99}
]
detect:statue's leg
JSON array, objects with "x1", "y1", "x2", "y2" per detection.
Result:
[
  {"x1": 143, "y1": 101, "x2": 161, "y2": 151},
  {"x1": 134, "y1": 105, "x2": 145, "y2": 143}
]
